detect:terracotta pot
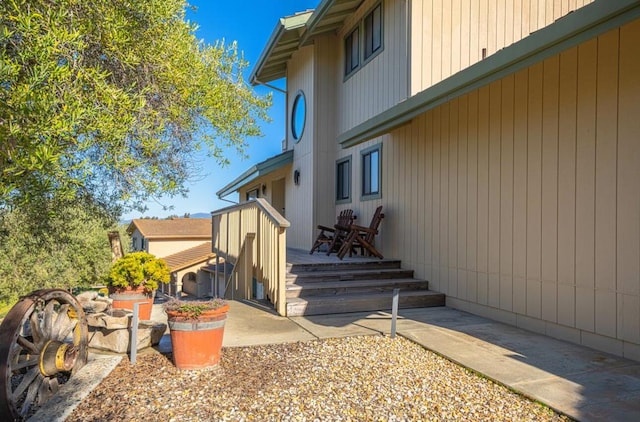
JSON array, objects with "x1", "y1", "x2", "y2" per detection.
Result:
[
  {"x1": 166, "y1": 304, "x2": 230, "y2": 370},
  {"x1": 109, "y1": 285, "x2": 154, "y2": 320}
]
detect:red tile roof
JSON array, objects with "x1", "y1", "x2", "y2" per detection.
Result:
[
  {"x1": 127, "y1": 218, "x2": 210, "y2": 239},
  {"x1": 162, "y1": 242, "x2": 214, "y2": 272}
]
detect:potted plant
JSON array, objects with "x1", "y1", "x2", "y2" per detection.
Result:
[
  {"x1": 164, "y1": 297, "x2": 230, "y2": 370},
  {"x1": 107, "y1": 252, "x2": 170, "y2": 320}
]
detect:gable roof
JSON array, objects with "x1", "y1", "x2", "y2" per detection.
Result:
[
  {"x1": 127, "y1": 218, "x2": 211, "y2": 239},
  {"x1": 162, "y1": 242, "x2": 214, "y2": 272},
  {"x1": 339, "y1": 0, "x2": 640, "y2": 147},
  {"x1": 250, "y1": 0, "x2": 362, "y2": 84}
]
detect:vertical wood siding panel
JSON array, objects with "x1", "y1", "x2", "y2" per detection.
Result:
[
  {"x1": 477, "y1": 86, "x2": 491, "y2": 305},
  {"x1": 541, "y1": 55, "x2": 560, "y2": 323},
  {"x1": 433, "y1": 0, "x2": 443, "y2": 84},
  {"x1": 594, "y1": 30, "x2": 619, "y2": 338},
  {"x1": 451, "y1": 0, "x2": 461, "y2": 76},
  {"x1": 449, "y1": 99, "x2": 459, "y2": 298},
  {"x1": 424, "y1": 0, "x2": 434, "y2": 89},
  {"x1": 488, "y1": 81, "x2": 502, "y2": 308},
  {"x1": 527, "y1": 62, "x2": 543, "y2": 319},
  {"x1": 479, "y1": 0, "x2": 489, "y2": 64},
  {"x1": 496, "y1": 0, "x2": 506, "y2": 54},
  {"x1": 529, "y1": 0, "x2": 538, "y2": 34},
  {"x1": 440, "y1": 103, "x2": 450, "y2": 295},
  {"x1": 521, "y1": 0, "x2": 531, "y2": 38},
  {"x1": 557, "y1": 46, "x2": 578, "y2": 328},
  {"x1": 467, "y1": 91, "x2": 479, "y2": 302},
  {"x1": 575, "y1": 38, "x2": 597, "y2": 332},
  {"x1": 514, "y1": 0, "x2": 523, "y2": 41},
  {"x1": 411, "y1": 0, "x2": 423, "y2": 94},
  {"x1": 458, "y1": 95, "x2": 469, "y2": 301},
  {"x1": 442, "y1": 0, "x2": 452, "y2": 80},
  {"x1": 425, "y1": 111, "x2": 435, "y2": 283},
  {"x1": 500, "y1": 75, "x2": 515, "y2": 311},
  {"x1": 617, "y1": 20, "x2": 640, "y2": 344},
  {"x1": 432, "y1": 108, "x2": 442, "y2": 291},
  {"x1": 505, "y1": 0, "x2": 514, "y2": 46},
  {"x1": 416, "y1": 115, "x2": 426, "y2": 275},
  {"x1": 470, "y1": 0, "x2": 481, "y2": 68},
  {"x1": 460, "y1": 0, "x2": 471, "y2": 71},
  {"x1": 488, "y1": 0, "x2": 497, "y2": 56}
]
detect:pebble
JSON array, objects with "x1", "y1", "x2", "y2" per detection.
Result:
[{"x1": 70, "y1": 336, "x2": 569, "y2": 421}]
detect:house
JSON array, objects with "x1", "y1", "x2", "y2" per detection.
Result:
[
  {"x1": 213, "y1": 0, "x2": 640, "y2": 361},
  {"x1": 127, "y1": 218, "x2": 215, "y2": 296}
]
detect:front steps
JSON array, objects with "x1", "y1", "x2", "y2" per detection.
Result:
[{"x1": 286, "y1": 260, "x2": 445, "y2": 316}]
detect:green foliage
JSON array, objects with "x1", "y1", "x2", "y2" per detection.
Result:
[
  {"x1": 0, "y1": 0, "x2": 271, "y2": 217},
  {"x1": 108, "y1": 251, "x2": 170, "y2": 291},
  {"x1": 164, "y1": 297, "x2": 227, "y2": 319},
  {"x1": 0, "y1": 202, "x2": 127, "y2": 309}
]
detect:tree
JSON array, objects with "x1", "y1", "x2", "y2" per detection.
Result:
[
  {"x1": 0, "y1": 202, "x2": 130, "y2": 309},
  {"x1": 0, "y1": 0, "x2": 270, "y2": 218}
]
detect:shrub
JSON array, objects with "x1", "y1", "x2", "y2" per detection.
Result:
[{"x1": 107, "y1": 252, "x2": 170, "y2": 291}]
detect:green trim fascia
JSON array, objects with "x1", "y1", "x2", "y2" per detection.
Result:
[
  {"x1": 300, "y1": 0, "x2": 335, "y2": 45},
  {"x1": 216, "y1": 150, "x2": 294, "y2": 199},
  {"x1": 250, "y1": 12, "x2": 312, "y2": 85},
  {"x1": 339, "y1": 0, "x2": 640, "y2": 148}
]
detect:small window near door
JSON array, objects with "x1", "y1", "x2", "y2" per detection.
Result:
[
  {"x1": 361, "y1": 144, "x2": 381, "y2": 200},
  {"x1": 336, "y1": 156, "x2": 351, "y2": 203}
]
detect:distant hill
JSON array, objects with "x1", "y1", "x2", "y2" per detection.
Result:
[{"x1": 190, "y1": 213, "x2": 211, "y2": 219}]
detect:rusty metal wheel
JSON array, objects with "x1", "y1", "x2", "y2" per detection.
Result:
[{"x1": 0, "y1": 289, "x2": 88, "y2": 421}]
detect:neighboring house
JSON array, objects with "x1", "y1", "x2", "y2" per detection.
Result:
[
  {"x1": 127, "y1": 218, "x2": 211, "y2": 257},
  {"x1": 127, "y1": 218, "x2": 214, "y2": 297},
  {"x1": 215, "y1": 0, "x2": 640, "y2": 361}
]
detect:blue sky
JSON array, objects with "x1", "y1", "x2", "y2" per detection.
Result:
[{"x1": 123, "y1": 0, "x2": 319, "y2": 220}]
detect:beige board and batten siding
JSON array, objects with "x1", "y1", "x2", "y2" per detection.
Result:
[
  {"x1": 313, "y1": 35, "x2": 341, "y2": 235},
  {"x1": 337, "y1": 0, "x2": 409, "y2": 134},
  {"x1": 410, "y1": 0, "x2": 595, "y2": 95},
  {"x1": 347, "y1": 20, "x2": 640, "y2": 360},
  {"x1": 286, "y1": 45, "x2": 315, "y2": 250}
]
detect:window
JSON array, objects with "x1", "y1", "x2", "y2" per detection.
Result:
[
  {"x1": 361, "y1": 145, "x2": 381, "y2": 199},
  {"x1": 246, "y1": 188, "x2": 259, "y2": 201},
  {"x1": 291, "y1": 91, "x2": 306, "y2": 142},
  {"x1": 345, "y1": 27, "x2": 359, "y2": 75},
  {"x1": 132, "y1": 238, "x2": 138, "y2": 250},
  {"x1": 344, "y1": 2, "x2": 383, "y2": 77},
  {"x1": 336, "y1": 156, "x2": 351, "y2": 203},
  {"x1": 140, "y1": 238, "x2": 146, "y2": 250},
  {"x1": 364, "y1": 4, "x2": 382, "y2": 60}
]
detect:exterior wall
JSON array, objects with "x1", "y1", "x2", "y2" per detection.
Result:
[
  {"x1": 336, "y1": 0, "x2": 409, "y2": 133},
  {"x1": 238, "y1": 166, "x2": 290, "y2": 211},
  {"x1": 410, "y1": 0, "x2": 594, "y2": 95},
  {"x1": 130, "y1": 229, "x2": 146, "y2": 252},
  {"x1": 313, "y1": 34, "x2": 341, "y2": 238},
  {"x1": 147, "y1": 239, "x2": 210, "y2": 258},
  {"x1": 286, "y1": 45, "x2": 315, "y2": 249},
  {"x1": 342, "y1": 20, "x2": 640, "y2": 360}
]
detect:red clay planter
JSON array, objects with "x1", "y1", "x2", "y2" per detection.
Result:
[
  {"x1": 166, "y1": 304, "x2": 230, "y2": 370},
  {"x1": 109, "y1": 285, "x2": 153, "y2": 320}
]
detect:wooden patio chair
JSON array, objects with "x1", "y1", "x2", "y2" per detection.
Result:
[
  {"x1": 337, "y1": 206, "x2": 384, "y2": 260},
  {"x1": 309, "y1": 209, "x2": 356, "y2": 255}
]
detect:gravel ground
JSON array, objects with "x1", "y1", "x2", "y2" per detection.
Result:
[{"x1": 69, "y1": 335, "x2": 570, "y2": 421}]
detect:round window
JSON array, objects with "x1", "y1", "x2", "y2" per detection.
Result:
[{"x1": 291, "y1": 91, "x2": 306, "y2": 143}]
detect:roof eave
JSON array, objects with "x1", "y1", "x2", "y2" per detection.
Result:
[
  {"x1": 339, "y1": 0, "x2": 640, "y2": 148},
  {"x1": 216, "y1": 150, "x2": 294, "y2": 199}
]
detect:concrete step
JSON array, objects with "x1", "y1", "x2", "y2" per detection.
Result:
[
  {"x1": 286, "y1": 278, "x2": 430, "y2": 298},
  {"x1": 287, "y1": 268, "x2": 415, "y2": 283},
  {"x1": 287, "y1": 260, "x2": 402, "y2": 274},
  {"x1": 286, "y1": 290, "x2": 446, "y2": 317}
]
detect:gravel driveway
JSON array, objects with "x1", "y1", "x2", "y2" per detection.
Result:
[{"x1": 69, "y1": 335, "x2": 570, "y2": 421}]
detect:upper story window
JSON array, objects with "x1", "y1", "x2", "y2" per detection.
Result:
[
  {"x1": 345, "y1": 27, "x2": 359, "y2": 76},
  {"x1": 361, "y1": 144, "x2": 381, "y2": 200},
  {"x1": 364, "y1": 4, "x2": 382, "y2": 60},
  {"x1": 344, "y1": 2, "x2": 383, "y2": 78},
  {"x1": 336, "y1": 156, "x2": 352, "y2": 203}
]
